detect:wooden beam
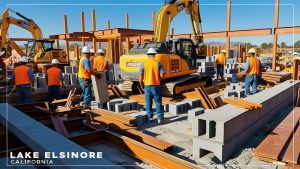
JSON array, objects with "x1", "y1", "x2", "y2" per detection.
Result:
[
  {"x1": 274, "y1": 26, "x2": 300, "y2": 34},
  {"x1": 227, "y1": 28, "x2": 272, "y2": 37},
  {"x1": 107, "y1": 20, "x2": 110, "y2": 29},
  {"x1": 152, "y1": 10, "x2": 155, "y2": 31},
  {"x1": 272, "y1": 0, "x2": 280, "y2": 71},
  {"x1": 55, "y1": 39, "x2": 60, "y2": 49},
  {"x1": 63, "y1": 15, "x2": 70, "y2": 61},
  {"x1": 226, "y1": 0, "x2": 231, "y2": 58},
  {"x1": 92, "y1": 9, "x2": 97, "y2": 51},
  {"x1": 81, "y1": 11, "x2": 85, "y2": 46}
]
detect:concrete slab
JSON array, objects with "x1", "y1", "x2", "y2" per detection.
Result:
[
  {"x1": 91, "y1": 74, "x2": 109, "y2": 105},
  {"x1": 0, "y1": 103, "x2": 115, "y2": 167}
]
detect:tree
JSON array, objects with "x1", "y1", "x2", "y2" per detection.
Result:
[
  {"x1": 267, "y1": 43, "x2": 273, "y2": 48},
  {"x1": 260, "y1": 43, "x2": 268, "y2": 49},
  {"x1": 295, "y1": 41, "x2": 300, "y2": 48},
  {"x1": 280, "y1": 42, "x2": 287, "y2": 48}
]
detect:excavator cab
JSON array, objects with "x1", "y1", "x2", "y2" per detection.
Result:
[
  {"x1": 168, "y1": 38, "x2": 198, "y2": 70},
  {"x1": 25, "y1": 40, "x2": 66, "y2": 63}
]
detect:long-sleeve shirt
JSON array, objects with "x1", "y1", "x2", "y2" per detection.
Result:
[{"x1": 11, "y1": 67, "x2": 35, "y2": 83}]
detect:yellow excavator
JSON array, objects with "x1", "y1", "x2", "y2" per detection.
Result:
[
  {"x1": 120, "y1": 0, "x2": 211, "y2": 97},
  {"x1": 0, "y1": 8, "x2": 67, "y2": 64}
]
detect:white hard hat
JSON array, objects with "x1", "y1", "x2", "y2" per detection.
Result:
[
  {"x1": 90, "y1": 49, "x2": 95, "y2": 53},
  {"x1": 51, "y1": 59, "x2": 60, "y2": 64},
  {"x1": 97, "y1": 49, "x2": 105, "y2": 54},
  {"x1": 19, "y1": 56, "x2": 28, "y2": 63},
  {"x1": 147, "y1": 48, "x2": 157, "y2": 55},
  {"x1": 248, "y1": 48, "x2": 256, "y2": 54},
  {"x1": 221, "y1": 49, "x2": 227, "y2": 53},
  {"x1": 82, "y1": 46, "x2": 91, "y2": 53}
]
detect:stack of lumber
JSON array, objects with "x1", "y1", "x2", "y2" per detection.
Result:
[
  {"x1": 91, "y1": 108, "x2": 136, "y2": 126},
  {"x1": 223, "y1": 98, "x2": 262, "y2": 110},
  {"x1": 194, "y1": 86, "x2": 217, "y2": 109},
  {"x1": 261, "y1": 71, "x2": 291, "y2": 84},
  {"x1": 253, "y1": 107, "x2": 300, "y2": 165}
]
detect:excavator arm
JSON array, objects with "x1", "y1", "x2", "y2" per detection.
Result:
[
  {"x1": 0, "y1": 9, "x2": 43, "y2": 49},
  {"x1": 154, "y1": 0, "x2": 203, "y2": 44}
]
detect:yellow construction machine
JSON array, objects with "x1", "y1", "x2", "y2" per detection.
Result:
[
  {"x1": 120, "y1": 0, "x2": 211, "y2": 97},
  {"x1": 0, "y1": 8, "x2": 67, "y2": 64}
]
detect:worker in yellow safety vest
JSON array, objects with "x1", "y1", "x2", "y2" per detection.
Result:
[
  {"x1": 244, "y1": 48, "x2": 262, "y2": 96},
  {"x1": 11, "y1": 56, "x2": 35, "y2": 104},
  {"x1": 139, "y1": 48, "x2": 166, "y2": 124},
  {"x1": 215, "y1": 49, "x2": 227, "y2": 81}
]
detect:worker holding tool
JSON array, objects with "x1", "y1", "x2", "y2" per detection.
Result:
[
  {"x1": 244, "y1": 48, "x2": 262, "y2": 96},
  {"x1": 139, "y1": 48, "x2": 166, "y2": 124},
  {"x1": 78, "y1": 46, "x2": 93, "y2": 107},
  {"x1": 11, "y1": 56, "x2": 35, "y2": 104},
  {"x1": 45, "y1": 59, "x2": 65, "y2": 102},
  {"x1": 215, "y1": 49, "x2": 227, "y2": 81},
  {"x1": 93, "y1": 49, "x2": 109, "y2": 72}
]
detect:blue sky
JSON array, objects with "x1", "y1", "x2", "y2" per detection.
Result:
[{"x1": 0, "y1": 0, "x2": 299, "y2": 46}]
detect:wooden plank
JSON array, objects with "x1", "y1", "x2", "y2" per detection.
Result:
[
  {"x1": 282, "y1": 126, "x2": 300, "y2": 164},
  {"x1": 0, "y1": 103, "x2": 114, "y2": 167},
  {"x1": 253, "y1": 108, "x2": 300, "y2": 161}
]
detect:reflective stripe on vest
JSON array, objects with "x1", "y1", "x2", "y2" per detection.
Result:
[
  {"x1": 246, "y1": 57, "x2": 260, "y2": 75},
  {"x1": 78, "y1": 56, "x2": 91, "y2": 79},
  {"x1": 93, "y1": 56, "x2": 108, "y2": 71},
  {"x1": 216, "y1": 53, "x2": 226, "y2": 65},
  {"x1": 143, "y1": 58, "x2": 160, "y2": 86},
  {"x1": 47, "y1": 67, "x2": 61, "y2": 86},
  {"x1": 14, "y1": 65, "x2": 31, "y2": 85}
]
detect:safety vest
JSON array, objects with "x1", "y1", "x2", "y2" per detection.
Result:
[
  {"x1": 246, "y1": 57, "x2": 260, "y2": 75},
  {"x1": 93, "y1": 56, "x2": 108, "y2": 71},
  {"x1": 215, "y1": 53, "x2": 226, "y2": 65},
  {"x1": 78, "y1": 56, "x2": 91, "y2": 79},
  {"x1": 47, "y1": 67, "x2": 61, "y2": 86},
  {"x1": 143, "y1": 58, "x2": 161, "y2": 86},
  {"x1": 14, "y1": 65, "x2": 31, "y2": 85}
]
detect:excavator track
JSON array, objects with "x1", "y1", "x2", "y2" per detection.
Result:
[{"x1": 122, "y1": 75, "x2": 212, "y2": 97}]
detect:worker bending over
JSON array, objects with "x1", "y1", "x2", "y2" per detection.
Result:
[
  {"x1": 244, "y1": 48, "x2": 262, "y2": 96},
  {"x1": 11, "y1": 56, "x2": 35, "y2": 104},
  {"x1": 78, "y1": 46, "x2": 93, "y2": 107},
  {"x1": 93, "y1": 49, "x2": 109, "y2": 72},
  {"x1": 45, "y1": 59, "x2": 65, "y2": 102},
  {"x1": 215, "y1": 50, "x2": 227, "y2": 80},
  {"x1": 139, "y1": 48, "x2": 166, "y2": 124}
]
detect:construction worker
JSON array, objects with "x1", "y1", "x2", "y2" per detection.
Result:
[
  {"x1": 11, "y1": 56, "x2": 35, "y2": 104},
  {"x1": 215, "y1": 50, "x2": 227, "y2": 80},
  {"x1": 78, "y1": 46, "x2": 93, "y2": 107},
  {"x1": 45, "y1": 59, "x2": 65, "y2": 102},
  {"x1": 139, "y1": 48, "x2": 166, "y2": 124},
  {"x1": 93, "y1": 49, "x2": 109, "y2": 72},
  {"x1": 244, "y1": 48, "x2": 262, "y2": 96}
]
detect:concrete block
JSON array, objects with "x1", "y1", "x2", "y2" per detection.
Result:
[
  {"x1": 224, "y1": 90, "x2": 237, "y2": 98},
  {"x1": 64, "y1": 66, "x2": 72, "y2": 73},
  {"x1": 188, "y1": 108, "x2": 204, "y2": 122},
  {"x1": 107, "y1": 98, "x2": 128, "y2": 111},
  {"x1": 113, "y1": 64, "x2": 121, "y2": 81},
  {"x1": 169, "y1": 102, "x2": 189, "y2": 115},
  {"x1": 163, "y1": 104, "x2": 169, "y2": 112},
  {"x1": 91, "y1": 74, "x2": 109, "y2": 105},
  {"x1": 128, "y1": 111, "x2": 148, "y2": 126},
  {"x1": 193, "y1": 136, "x2": 237, "y2": 162},
  {"x1": 198, "y1": 61, "x2": 215, "y2": 67},
  {"x1": 115, "y1": 101, "x2": 138, "y2": 112},
  {"x1": 72, "y1": 66, "x2": 79, "y2": 73},
  {"x1": 225, "y1": 69, "x2": 238, "y2": 74},
  {"x1": 184, "y1": 99, "x2": 201, "y2": 109},
  {"x1": 63, "y1": 73, "x2": 71, "y2": 85},
  {"x1": 236, "y1": 90, "x2": 245, "y2": 98},
  {"x1": 70, "y1": 73, "x2": 78, "y2": 85},
  {"x1": 34, "y1": 76, "x2": 39, "y2": 88},
  {"x1": 35, "y1": 73, "x2": 45, "y2": 77},
  {"x1": 226, "y1": 73, "x2": 238, "y2": 83},
  {"x1": 37, "y1": 77, "x2": 47, "y2": 89}
]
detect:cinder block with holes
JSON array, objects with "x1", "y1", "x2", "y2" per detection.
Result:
[
  {"x1": 115, "y1": 101, "x2": 138, "y2": 112},
  {"x1": 188, "y1": 108, "x2": 204, "y2": 122},
  {"x1": 64, "y1": 66, "x2": 72, "y2": 73},
  {"x1": 63, "y1": 73, "x2": 71, "y2": 85},
  {"x1": 107, "y1": 98, "x2": 128, "y2": 111},
  {"x1": 128, "y1": 111, "x2": 148, "y2": 126},
  {"x1": 169, "y1": 102, "x2": 189, "y2": 115}
]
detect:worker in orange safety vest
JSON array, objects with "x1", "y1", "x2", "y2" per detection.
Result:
[
  {"x1": 11, "y1": 56, "x2": 35, "y2": 104},
  {"x1": 215, "y1": 49, "x2": 227, "y2": 81},
  {"x1": 45, "y1": 59, "x2": 65, "y2": 102}
]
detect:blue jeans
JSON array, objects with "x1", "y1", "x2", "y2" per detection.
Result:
[
  {"x1": 217, "y1": 64, "x2": 224, "y2": 78},
  {"x1": 16, "y1": 84, "x2": 32, "y2": 104},
  {"x1": 48, "y1": 85, "x2": 61, "y2": 102},
  {"x1": 245, "y1": 74, "x2": 258, "y2": 96},
  {"x1": 79, "y1": 78, "x2": 92, "y2": 106},
  {"x1": 144, "y1": 85, "x2": 164, "y2": 119}
]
